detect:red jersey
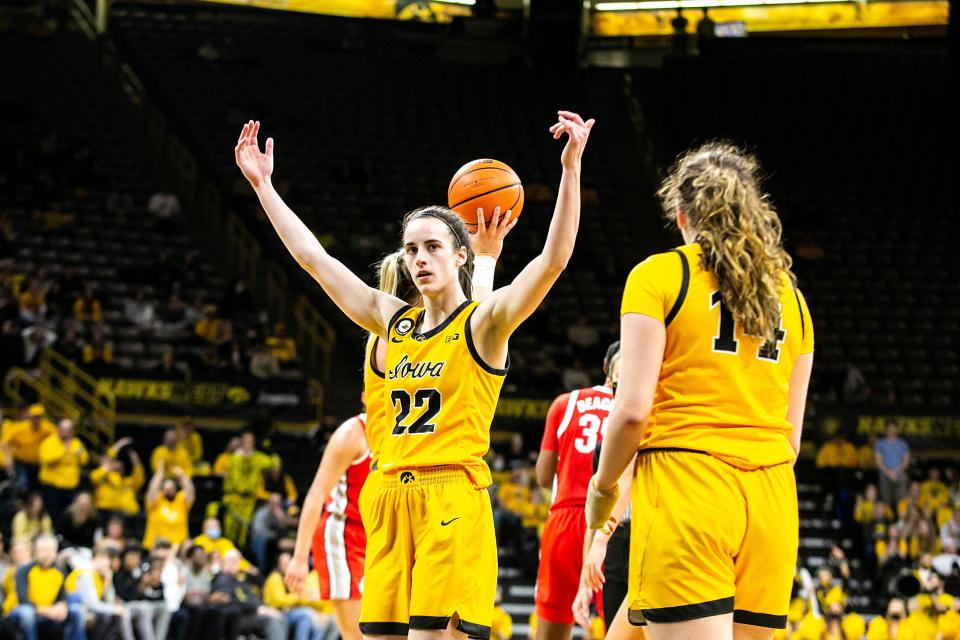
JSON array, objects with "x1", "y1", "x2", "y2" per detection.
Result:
[
  {"x1": 323, "y1": 414, "x2": 371, "y2": 525},
  {"x1": 540, "y1": 386, "x2": 614, "y2": 511}
]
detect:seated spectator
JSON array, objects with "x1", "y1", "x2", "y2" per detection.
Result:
[
  {"x1": 3, "y1": 403, "x2": 56, "y2": 488},
  {"x1": 898, "y1": 481, "x2": 924, "y2": 519},
  {"x1": 124, "y1": 288, "x2": 155, "y2": 331},
  {"x1": 921, "y1": 467, "x2": 951, "y2": 512},
  {"x1": 858, "y1": 436, "x2": 877, "y2": 470},
  {"x1": 940, "y1": 508, "x2": 960, "y2": 554},
  {"x1": 194, "y1": 304, "x2": 231, "y2": 345},
  {"x1": 249, "y1": 494, "x2": 292, "y2": 575},
  {"x1": 816, "y1": 431, "x2": 859, "y2": 469},
  {"x1": 814, "y1": 547, "x2": 850, "y2": 612},
  {"x1": 11, "y1": 492, "x2": 53, "y2": 544},
  {"x1": 58, "y1": 492, "x2": 100, "y2": 550},
  {"x1": 867, "y1": 597, "x2": 907, "y2": 639},
  {"x1": 855, "y1": 484, "x2": 892, "y2": 524},
  {"x1": 82, "y1": 326, "x2": 114, "y2": 368},
  {"x1": 249, "y1": 343, "x2": 280, "y2": 379},
  {"x1": 65, "y1": 547, "x2": 133, "y2": 640},
  {"x1": 152, "y1": 349, "x2": 188, "y2": 381},
  {"x1": 561, "y1": 358, "x2": 591, "y2": 390},
  {"x1": 38, "y1": 418, "x2": 88, "y2": 514},
  {"x1": 143, "y1": 463, "x2": 195, "y2": 549},
  {"x1": 210, "y1": 549, "x2": 287, "y2": 640},
  {"x1": 95, "y1": 517, "x2": 128, "y2": 553},
  {"x1": 91, "y1": 438, "x2": 145, "y2": 517},
  {"x1": 258, "y1": 461, "x2": 298, "y2": 504},
  {"x1": 150, "y1": 429, "x2": 193, "y2": 478},
  {"x1": 265, "y1": 323, "x2": 297, "y2": 366},
  {"x1": 213, "y1": 437, "x2": 240, "y2": 476},
  {"x1": 147, "y1": 189, "x2": 181, "y2": 232},
  {"x1": 175, "y1": 420, "x2": 203, "y2": 471},
  {"x1": 263, "y1": 551, "x2": 331, "y2": 640},
  {"x1": 7, "y1": 534, "x2": 85, "y2": 640},
  {"x1": 73, "y1": 284, "x2": 103, "y2": 324},
  {"x1": 55, "y1": 326, "x2": 84, "y2": 363},
  {"x1": 191, "y1": 518, "x2": 254, "y2": 573},
  {"x1": 2, "y1": 538, "x2": 32, "y2": 617},
  {"x1": 156, "y1": 292, "x2": 187, "y2": 333},
  {"x1": 21, "y1": 322, "x2": 57, "y2": 368},
  {"x1": 176, "y1": 545, "x2": 223, "y2": 640},
  {"x1": 18, "y1": 279, "x2": 47, "y2": 323},
  {"x1": 114, "y1": 546, "x2": 170, "y2": 640}
]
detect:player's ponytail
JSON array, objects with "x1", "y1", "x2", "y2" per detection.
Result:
[
  {"x1": 377, "y1": 249, "x2": 418, "y2": 303},
  {"x1": 401, "y1": 206, "x2": 475, "y2": 299},
  {"x1": 657, "y1": 142, "x2": 794, "y2": 343}
]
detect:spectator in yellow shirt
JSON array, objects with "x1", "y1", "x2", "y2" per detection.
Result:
[
  {"x1": 855, "y1": 484, "x2": 893, "y2": 524},
  {"x1": 920, "y1": 467, "x2": 950, "y2": 512},
  {"x1": 1, "y1": 539, "x2": 32, "y2": 616},
  {"x1": 816, "y1": 432, "x2": 859, "y2": 469},
  {"x1": 150, "y1": 429, "x2": 193, "y2": 477},
  {"x1": 81, "y1": 327, "x2": 113, "y2": 368},
  {"x1": 191, "y1": 517, "x2": 255, "y2": 573},
  {"x1": 265, "y1": 323, "x2": 298, "y2": 365},
  {"x1": 90, "y1": 438, "x2": 145, "y2": 516},
  {"x1": 213, "y1": 437, "x2": 240, "y2": 476},
  {"x1": 143, "y1": 462, "x2": 195, "y2": 548},
  {"x1": 4, "y1": 404, "x2": 57, "y2": 488},
  {"x1": 72, "y1": 286, "x2": 103, "y2": 324},
  {"x1": 7, "y1": 534, "x2": 85, "y2": 640},
  {"x1": 264, "y1": 552, "x2": 330, "y2": 639},
  {"x1": 175, "y1": 419, "x2": 203, "y2": 470},
  {"x1": 38, "y1": 419, "x2": 88, "y2": 513},
  {"x1": 867, "y1": 597, "x2": 907, "y2": 640},
  {"x1": 18, "y1": 279, "x2": 46, "y2": 323},
  {"x1": 194, "y1": 305, "x2": 231, "y2": 345},
  {"x1": 859, "y1": 436, "x2": 878, "y2": 470},
  {"x1": 11, "y1": 492, "x2": 53, "y2": 543}
]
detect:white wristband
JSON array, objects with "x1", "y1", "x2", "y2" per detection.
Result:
[{"x1": 473, "y1": 255, "x2": 497, "y2": 291}]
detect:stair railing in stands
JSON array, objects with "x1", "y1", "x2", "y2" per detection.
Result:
[
  {"x1": 64, "y1": 0, "x2": 336, "y2": 388},
  {"x1": 3, "y1": 368, "x2": 85, "y2": 448},
  {"x1": 39, "y1": 350, "x2": 117, "y2": 453}
]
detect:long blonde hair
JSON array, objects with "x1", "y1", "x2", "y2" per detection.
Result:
[{"x1": 657, "y1": 142, "x2": 794, "y2": 342}]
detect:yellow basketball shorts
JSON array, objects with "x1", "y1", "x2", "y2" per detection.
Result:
[
  {"x1": 359, "y1": 465, "x2": 498, "y2": 638},
  {"x1": 627, "y1": 449, "x2": 798, "y2": 629}
]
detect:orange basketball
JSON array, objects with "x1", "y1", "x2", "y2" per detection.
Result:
[{"x1": 447, "y1": 159, "x2": 524, "y2": 230}]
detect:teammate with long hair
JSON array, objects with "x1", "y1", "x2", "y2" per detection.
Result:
[
  {"x1": 587, "y1": 142, "x2": 814, "y2": 640},
  {"x1": 236, "y1": 111, "x2": 594, "y2": 640},
  {"x1": 283, "y1": 216, "x2": 514, "y2": 640}
]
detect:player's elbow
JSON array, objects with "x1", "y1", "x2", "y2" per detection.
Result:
[{"x1": 618, "y1": 396, "x2": 652, "y2": 428}]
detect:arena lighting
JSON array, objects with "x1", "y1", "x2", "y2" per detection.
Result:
[{"x1": 595, "y1": 0, "x2": 846, "y2": 9}]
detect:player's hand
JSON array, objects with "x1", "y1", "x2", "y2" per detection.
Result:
[
  {"x1": 585, "y1": 475, "x2": 619, "y2": 533},
  {"x1": 470, "y1": 206, "x2": 516, "y2": 258},
  {"x1": 582, "y1": 536, "x2": 609, "y2": 591},
  {"x1": 284, "y1": 554, "x2": 309, "y2": 594},
  {"x1": 235, "y1": 120, "x2": 274, "y2": 188},
  {"x1": 572, "y1": 584, "x2": 594, "y2": 631},
  {"x1": 550, "y1": 111, "x2": 594, "y2": 171}
]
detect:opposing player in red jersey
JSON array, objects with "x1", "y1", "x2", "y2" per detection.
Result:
[
  {"x1": 288, "y1": 410, "x2": 371, "y2": 640},
  {"x1": 534, "y1": 341, "x2": 620, "y2": 640}
]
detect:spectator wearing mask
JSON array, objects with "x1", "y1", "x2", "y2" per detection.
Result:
[
  {"x1": 143, "y1": 463, "x2": 195, "y2": 548},
  {"x1": 7, "y1": 534, "x2": 86, "y2": 640},
  {"x1": 191, "y1": 518, "x2": 254, "y2": 573},
  {"x1": 209, "y1": 549, "x2": 287, "y2": 640},
  {"x1": 3, "y1": 404, "x2": 56, "y2": 488},
  {"x1": 90, "y1": 438, "x2": 145, "y2": 518},
  {"x1": 65, "y1": 548, "x2": 134, "y2": 640},
  {"x1": 72, "y1": 285, "x2": 103, "y2": 324},
  {"x1": 38, "y1": 418, "x2": 88, "y2": 514},
  {"x1": 263, "y1": 551, "x2": 331, "y2": 640},
  {"x1": 150, "y1": 429, "x2": 193, "y2": 478},
  {"x1": 875, "y1": 422, "x2": 910, "y2": 509},
  {"x1": 58, "y1": 492, "x2": 100, "y2": 550},
  {"x1": 11, "y1": 493, "x2": 53, "y2": 544}
]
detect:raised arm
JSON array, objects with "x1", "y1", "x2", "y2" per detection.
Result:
[
  {"x1": 470, "y1": 112, "x2": 594, "y2": 360},
  {"x1": 145, "y1": 462, "x2": 165, "y2": 505},
  {"x1": 177, "y1": 467, "x2": 196, "y2": 507},
  {"x1": 235, "y1": 121, "x2": 405, "y2": 337},
  {"x1": 469, "y1": 206, "x2": 516, "y2": 301},
  {"x1": 285, "y1": 416, "x2": 367, "y2": 594}
]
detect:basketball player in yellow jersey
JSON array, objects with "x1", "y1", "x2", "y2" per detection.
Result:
[
  {"x1": 587, "y1": 143, "x2": 814, "y2": 640},
  {"x1": 235, "y1": 112, "x2": 594, "y2": 640},
  {"x1": 283, "y1": 215, "x2": 513, "y2": 640}
]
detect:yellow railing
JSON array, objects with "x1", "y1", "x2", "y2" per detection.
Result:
[
  {"x1": 307, "y1": 378, "x2": 325, "y2": 424},
  {"x1": 294, "y1": 295, "x2": 337, "y2": 380},
  {"x1": 4, "y1": 368, "x2": 83, "y2": 427},
  {"x1": 38, "y1": 350, "x2": 116, "y2": 452}
]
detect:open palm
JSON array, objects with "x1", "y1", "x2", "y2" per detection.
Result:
[{"x1": 235, "y1": 120, "x2": 274, "y2": 187}]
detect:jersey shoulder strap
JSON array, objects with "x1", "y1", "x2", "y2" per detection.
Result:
[{"x1": 664, "y1": 248, "x2": 690, "y2": 326}]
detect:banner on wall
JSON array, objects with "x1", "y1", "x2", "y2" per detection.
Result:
[
  {"x1": 200, "y1": 0, "x2": 472, "y2": 22},
  {"x1": 96, "y1": 377, "x2": 313, "y2": 421},
  {"x1": 814, "y1": 405, "x2": 960, "y2": 450}
]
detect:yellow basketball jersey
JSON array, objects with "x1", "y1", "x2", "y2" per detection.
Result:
[
  {"x1": 379, "y1": 300, "x2": 507, "y2": 487},
  {"x1": 621, "y1": 243, "x2": 814, "y2": 469},
  {"x1": 363, "y1": 335, "x2": 387, "y2": 466}
]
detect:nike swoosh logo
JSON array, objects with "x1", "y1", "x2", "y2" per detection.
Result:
[
  {"x1": 440, "y1": 518, "x2": 460, "y2": 527},
  {"x1": 391, "y1": 337, "x2": 403, "y2": 343}
]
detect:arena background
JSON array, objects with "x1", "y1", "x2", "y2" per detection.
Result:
[{"x1": 0, "y1": 0, "x2": 956, "y2": 637}]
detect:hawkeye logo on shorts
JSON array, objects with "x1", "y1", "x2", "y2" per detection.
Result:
[
  {"x1": 388, "y1": 355, "x2": 445, "y2": 381},
  {"x1": 395, "y1": 318, "x2": 414, "y2": 336},
  {"x1": 400, "y1": 471, "x2": 416, "y2": 484}
]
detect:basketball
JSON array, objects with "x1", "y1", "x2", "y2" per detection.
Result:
[{"x1": 447, "y1": 159, "x2": 524, "y2": 230}]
